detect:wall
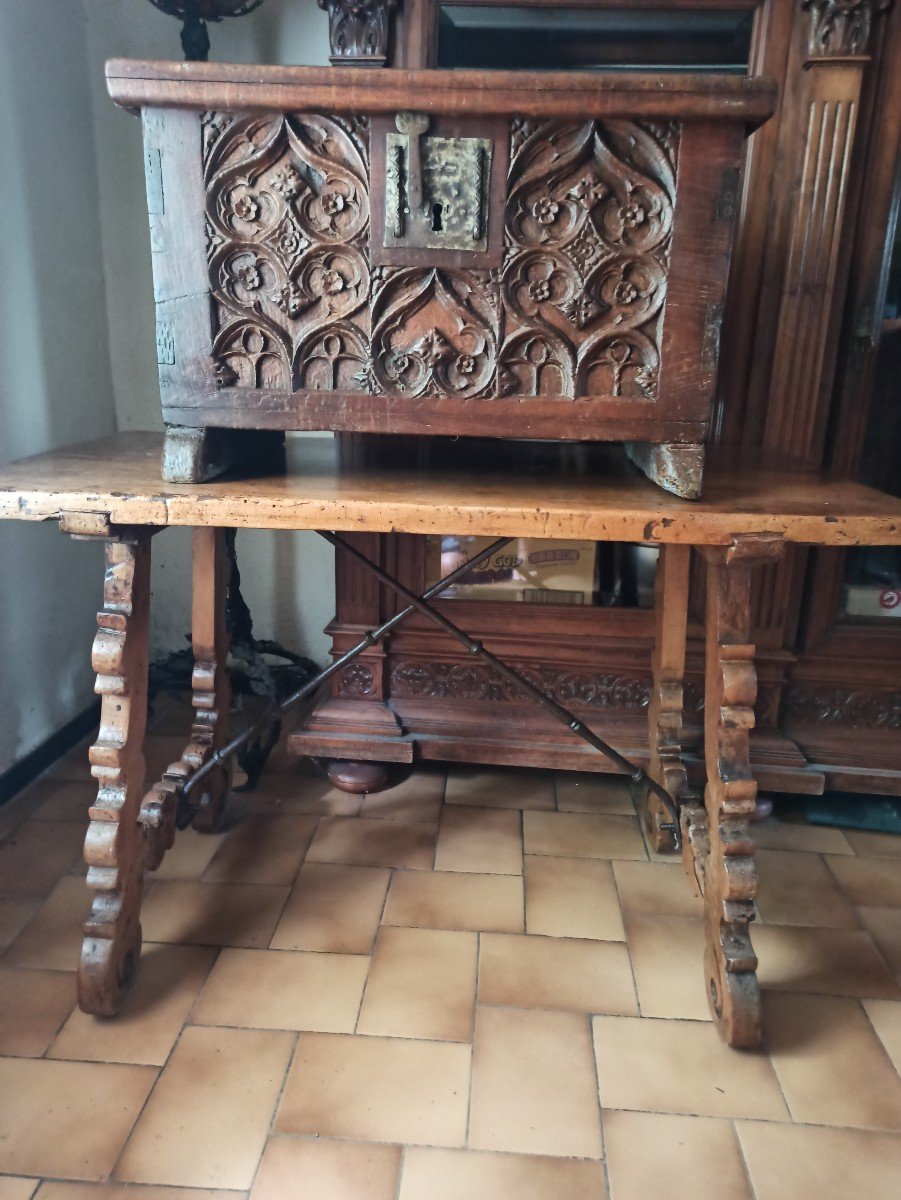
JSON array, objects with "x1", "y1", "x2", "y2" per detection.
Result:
[
  {"x1": 1, "y1": 0, "x2": 338, "y2": 780},
  {"x1": 83, "y1": 0, "x2": 336, "y2": 666},
  {"x1": 0, "y1": 0, "x2": 118, "y2": 775}
]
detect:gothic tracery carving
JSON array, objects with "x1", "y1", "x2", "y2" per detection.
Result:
[
  {"x1": 205, "y1": 112, "x2": 370, "y2": 393},
  {"x1": 205, "y1": 113, "x2": 677, "y2": 403},
  {"x1": 371, "y1": 268, "x2": 497, "y2": 398},
  {"x1": 501, "y1": 119, "x2": 675, "y2": 401}
]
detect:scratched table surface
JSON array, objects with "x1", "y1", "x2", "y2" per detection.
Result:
[{"x1": 1, "y1": 432, "x2": 899, "y2": 546}]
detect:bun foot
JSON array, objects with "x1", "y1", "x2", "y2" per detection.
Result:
[{"x1": 325, "y1": 759, "x2": 391, "y2": 794}]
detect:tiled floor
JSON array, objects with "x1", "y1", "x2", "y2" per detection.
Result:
[{"x1": 1, "y1": 714, "x2": 900, "y2": 1199}]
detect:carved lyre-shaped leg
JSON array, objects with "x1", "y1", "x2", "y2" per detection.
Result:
[
  {"x1": 692, "y1": 535, "x2": 784, "y2": 1047},
  {"x1": 79, "y1": 534, "x2": 152, "y2": 1016},
  {"x1": 141, "y1": 528, "x2": 231, "y2": 869},
  {"x1": 646, "y1": 544, "x2": 691, "y2": 853}
]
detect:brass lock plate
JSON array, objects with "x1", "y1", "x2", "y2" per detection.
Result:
[{"x1": 371, "y1": 114, "x2": 507, "y2": 268}]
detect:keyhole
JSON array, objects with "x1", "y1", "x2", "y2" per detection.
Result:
[{"x1": 431, "y1": 202, "x2": 444, "y2": 233}]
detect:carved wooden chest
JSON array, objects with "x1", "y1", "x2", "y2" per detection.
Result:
[{"x1": 107, "y1": 60, "x2": 774, "y2": 495}]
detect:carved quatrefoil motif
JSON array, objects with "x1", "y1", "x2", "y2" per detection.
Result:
[{"x1": 204, "y1": 110, "x2": 676, "y2": 401}]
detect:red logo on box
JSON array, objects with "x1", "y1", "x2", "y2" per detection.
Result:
[{"x1": 879, "y1": 590, "x2": 900, "y2": 610}]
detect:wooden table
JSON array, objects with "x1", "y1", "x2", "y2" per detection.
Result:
[{"x1": 2, "y1": 432, "x2": 899, "y2": 1047}]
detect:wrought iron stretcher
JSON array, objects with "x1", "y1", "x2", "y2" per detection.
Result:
[
  {"x1": 180, "y1": 531, "x2": 681, "y2": 845},
  {"x1": 3, "y1": 431, "x2": 899, "y2": 1045}
]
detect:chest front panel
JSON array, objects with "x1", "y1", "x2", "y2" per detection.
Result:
[{"x1": 202, "y1": 110, "x2": 678, "y2": 408}]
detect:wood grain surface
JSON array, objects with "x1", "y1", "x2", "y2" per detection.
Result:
[
  {"x1": 1, "y1": 433, "x2": 899, "y2": 546},
  {"x1": 106, "y1": 59, "x2": 776, "y2": 123}
]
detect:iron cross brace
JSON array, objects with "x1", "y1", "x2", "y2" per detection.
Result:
[
  {"x1": 179, "y1": 533, "x2": 516, "y2": 817},
  {"x1": 182, "y1": 529, "x2": 681, "y2": 847}
]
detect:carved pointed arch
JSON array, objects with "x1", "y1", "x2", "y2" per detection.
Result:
[
  {"x1": 498, "y1": 328, "x2": 575, "y2": 398},
  {"x1": 294, "y1": 322, "x2": 370, "y2": 392},
  {"x1": 371, "y1": 267, "x2": 498, "y2": 397},
  {"x1": 212, "y1": 317, "x2": 291, "y2": 390},
  {"x1": 576, "y1": 328, "x2": 660, "y2": 400}
]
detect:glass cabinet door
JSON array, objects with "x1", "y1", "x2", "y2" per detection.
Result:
[
  {"x1": 839, "y1": 181, "x2": 901, "y2": 624},
  {"x1": 435, "y1": 4, "x2": 754, "y2": 71},
  {"x1": 423, "y1": 535, "x2": 659, "y2": 608}
]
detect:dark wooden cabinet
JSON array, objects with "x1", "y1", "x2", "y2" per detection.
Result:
[
  {"x1": 776, "y1": 1, "x2": 901, "y2": 788},
  {"x1": 292, "y1": 0, "x2": 901, "y2": 795}
]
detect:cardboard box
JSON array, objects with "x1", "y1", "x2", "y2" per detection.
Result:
[{"x1": 426, "y1": 536, "x2": 598, "y2": 604}]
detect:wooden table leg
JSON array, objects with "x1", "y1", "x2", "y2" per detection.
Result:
[
  {"x1": 141, "y1": 528, "x2": 231, "y2": 870},
  {"x1": 80, "y1": 533, "x2": 153, "y2": 1016},
  {"x1": 646, "y1": 543, "x2": 691, "y2": 853},
  {"x1": 185, "y1": 528, "x2": 232, "y2": 832},
  {"x1": 79, "y1": 528, "x2": 231, "y2": 1014},
  {"x1": 692, "y1": 534, "x2": 784, "y2": 1047}
]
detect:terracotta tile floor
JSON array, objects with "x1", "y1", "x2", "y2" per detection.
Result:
[{"x1": 1, "y1": 722, "x2": 900, "y2": 1199}]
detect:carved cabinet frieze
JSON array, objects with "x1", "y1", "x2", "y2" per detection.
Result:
[
  {"x1": 389, "y1": 658, "x2": 654, "y2": 709},
  {"x1": 784, "y1": 683, "x2": 901, "y2": 728}
]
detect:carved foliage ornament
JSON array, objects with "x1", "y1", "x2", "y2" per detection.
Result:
[
  {"x1": 785, "y1": 684, "x2": 901, "y2": 728},
  {"x1": 390, "y1": 660, "x2": 652, "y2": 709},
  {"x1": 318, "y1": 0, "x2": 399, "y2": 66},
  {"x1": 803, "y1": 0, "x2": 892, "y2": 57}
]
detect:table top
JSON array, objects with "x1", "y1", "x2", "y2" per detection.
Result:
[{"x1": 1, "y1": 433, "x2": 899, "y2": 547}]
